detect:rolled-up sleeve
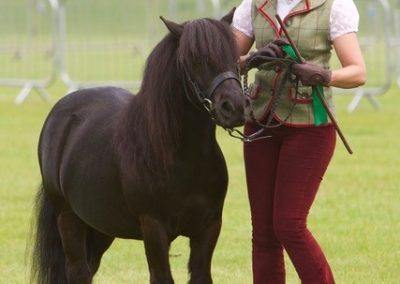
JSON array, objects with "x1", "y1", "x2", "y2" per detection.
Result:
[{"x1": 330, "y1": 0, "x2": 359, "y2": 41}]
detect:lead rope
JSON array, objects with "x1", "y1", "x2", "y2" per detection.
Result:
[{"x1": 228, "y1": 55, "x2": 298, "y2": 142}]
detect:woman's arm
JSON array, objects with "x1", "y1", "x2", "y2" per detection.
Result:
[
  {"x1": 232, "y1": 28, "x2": 254, "y2": 72},
  {"x1": 330, "y1": 32, "x2": 366, "y2": 88},
  {"x1": 233, "y1": 27, "x2": 254, "y2": 56}
]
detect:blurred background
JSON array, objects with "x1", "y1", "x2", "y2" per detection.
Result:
[
  {"x1": 0, "y1": 0, "x2": 399, "y2": 283},
  {"x1": 1, "y1": 0, "x2": 399, "y2": 107}
]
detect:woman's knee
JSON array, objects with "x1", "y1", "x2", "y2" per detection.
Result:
[{"x1": 273, "y1": 216, "x2": 307, "y2": 244}]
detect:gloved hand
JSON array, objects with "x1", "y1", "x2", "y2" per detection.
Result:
[
  {"x1": 291, "y1": 62, "x2": 332, "y2": 86},
  {"x1": 245, "y1": 38, "x2": 289, "y2": 70}
]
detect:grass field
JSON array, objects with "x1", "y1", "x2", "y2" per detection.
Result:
[
  {"x1": 1, "y1": 78, "x2": 400, "y2": 284},
  {"x1": 1, "y1": 1, "x2": 400, "y2": 283}
]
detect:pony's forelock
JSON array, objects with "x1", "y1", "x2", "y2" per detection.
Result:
[{"x1": 177, "y1": 18, "x2": 238, "y2": 70}]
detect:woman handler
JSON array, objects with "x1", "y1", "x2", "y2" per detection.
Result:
[{"x1": 232, "y1": 0, "x2": 366, "y2": 283}]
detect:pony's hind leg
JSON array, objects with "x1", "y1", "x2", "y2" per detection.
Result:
[
  {"x1": 86, "y1": 227, "x2": 114, "y2": 275},
  {"x1": 57, "y1": 210, "x2": 92, "y2": 284}
]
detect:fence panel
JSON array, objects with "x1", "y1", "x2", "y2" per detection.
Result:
[
  {"x1": 5, "y1": 0, "x2": 395, "y2": 104},
  {"x1": 58, "y1": 0, "x2": 148, "y2": 92},
  {"x1": 0, "y1": 0, "x2": 53, "y2": 103},
  {"x1": 0, "y1": 0, "x2": 238, "y2": 101},
  {"x1": 59, "y1": 0, "x2": 239, "y2": 93}
]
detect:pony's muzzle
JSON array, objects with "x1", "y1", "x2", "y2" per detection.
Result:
[{"x1": 214, "y1": 90, "x2": 245, "y2": 128}]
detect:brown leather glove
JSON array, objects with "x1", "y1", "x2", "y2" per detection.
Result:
[
  {"x1": 291, "y1": 62, "x2": 332, "y2": 86},
  {"x1": 245, "y1": 38, "x2": 289, "y2": 70}
]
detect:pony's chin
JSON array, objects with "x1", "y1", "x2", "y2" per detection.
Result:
[{"x1": 216, "y1": 116, "x2": 245, "y2": 129}]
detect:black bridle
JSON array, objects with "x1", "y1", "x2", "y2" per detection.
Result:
[
  {"x1": 182, "y1": 66, "x2": 242, "y2": 115},
  {"x1": 180, "y1": 56, "x2": 298, "y2": 143}
]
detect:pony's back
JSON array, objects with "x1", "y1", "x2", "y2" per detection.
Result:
[{"x1": 38, "y1": 87, "x2": 138, "y2": 238}]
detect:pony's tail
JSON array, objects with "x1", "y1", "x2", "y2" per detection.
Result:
[{"x1": 30, "y1": 184, "x2": 67, "y2": 284}]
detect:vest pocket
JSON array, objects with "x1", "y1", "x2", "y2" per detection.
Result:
[{"x1": 288, "y1": 85, "x2": 313, "y2": 104}]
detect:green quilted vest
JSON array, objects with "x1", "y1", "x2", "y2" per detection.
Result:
[{"x1": 250, "y1": 0, "x2": 334, "y2": 126}]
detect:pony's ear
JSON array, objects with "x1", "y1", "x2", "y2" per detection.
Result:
[
  {"x1": 220, "y1": 7, "x2": 236, "y2": 25},
  {"x1": 160, "y1": 16, "x2": 184, "y2": 37}
]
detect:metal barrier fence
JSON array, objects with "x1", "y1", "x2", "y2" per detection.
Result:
[
  {"x1": 0, "y1": 0, "x2": 235, "y2": 102},
  {"x1": 0, "y1": 0, "x2": 398, "y2": 106},
  {"x1": 57, "y1": 0, "x2": 145, "y2": 93},
  {"x1": 60, "y1": 0, "x2": 238, "y2": 93},
  {"x1": 0, "y1": 0, "x2": 53, "y2": 103}
]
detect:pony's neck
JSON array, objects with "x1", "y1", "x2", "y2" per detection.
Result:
[{"x1": 117, "y1": 32, "x2": 218, "y2": 180}]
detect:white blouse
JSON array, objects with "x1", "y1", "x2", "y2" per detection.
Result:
[{"x1": 232, "y1": 0, "x2": 359, "y2": 41}]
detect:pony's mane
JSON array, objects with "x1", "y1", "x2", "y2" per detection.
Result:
[{"x1": 115, "y1": 18, "x2": 237, "y2": 188}]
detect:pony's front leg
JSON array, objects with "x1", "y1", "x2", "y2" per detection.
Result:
[
  {"x1": 140, "y1": 215, "x2": 174, "y2": 284},
  {"x1": 188, "y1": 219, "x2": 222, "y2": 284}
]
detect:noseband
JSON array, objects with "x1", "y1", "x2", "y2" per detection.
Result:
[{"x1": 182, "y1": 66, "x2": 241, "y2": 114}]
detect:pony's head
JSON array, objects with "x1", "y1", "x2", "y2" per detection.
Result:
[{"x1": 161, "y1": 9, "x2": 245, "y2": 128}]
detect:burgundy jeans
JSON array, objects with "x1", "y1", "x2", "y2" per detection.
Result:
[{"x1": 244, "y1": 121, "x2": 336, "y2": 284}]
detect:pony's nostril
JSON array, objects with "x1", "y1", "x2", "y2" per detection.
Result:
[{"x1": 221, "y1": 101, "x2": 235, "y2": 115}]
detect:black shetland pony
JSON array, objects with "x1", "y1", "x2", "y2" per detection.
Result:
[{"x1": 31, "y1": 9, "x2": 245, "y2": 284}]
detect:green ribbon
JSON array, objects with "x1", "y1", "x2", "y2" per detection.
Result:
[
  {"x1": 281, "y1": 44, "x2": 299, "y2": 62},
  {"x1": 312, "y1": 85, "x2": 328, "y2": 126},
  {"x1": 281, "y1": 44, "x2": 328, "y2": 126}
]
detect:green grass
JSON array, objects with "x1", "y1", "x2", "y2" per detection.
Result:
[
  {"x1": 1, "y1": 1, "x2": 400, "y2": 282},
  {"x1": 1, "y1": 81, "x2": 400, "y2": 283}
]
